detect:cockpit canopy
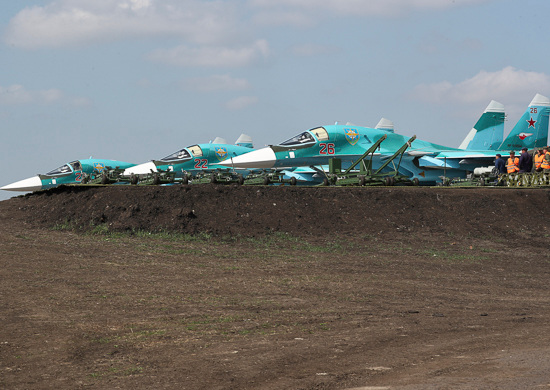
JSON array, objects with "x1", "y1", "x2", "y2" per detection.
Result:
[
  {"x1": 277, "y1": 127, "x2": 328, "y2": 149},
  {"x1": 310, "y1": 127, "x2": 329, "y2": 141},
  {"x1": 160, "y1": 148, "x2": 192, "y2": 162},
  {"x1": 46, "y1": 160, "x2": 82, "y2": 176},
  {"x1": 279, "y1": 132, "x2": 315, "y2": 147},
  {"x1": 187, "y1": 145, "x2": 203, "y2": 157}
]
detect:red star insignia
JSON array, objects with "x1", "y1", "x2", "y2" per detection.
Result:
[{"x1": 527, "y1": 116, "x2": 536, "y2": 128}]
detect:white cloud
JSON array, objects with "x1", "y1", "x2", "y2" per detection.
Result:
[
  {"x1": 4, "y1": 0, "x2": 240, "y2": 48},
  {"x1": 0, "y1": 84, "x2": 63, "y2": 105},
  {"x1": 408, "y1": 67, "x2": 550, "y2": 106},
  {"x1": 225, "y1": 96, "x2": 258, "y2": 110},
  {"x1": 148, "y1": 40, "x2": 269, "y2": 67},
  {"x1": 180, "y1": 75, "x2": 251, "y2": 92},
  {"x1": 250, "y1": 0, "x2": 489, "y2": 25}
]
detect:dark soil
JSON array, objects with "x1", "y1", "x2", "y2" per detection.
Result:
[{"x1": 1, "y1": 185, "x2": 549, "y2": 389}]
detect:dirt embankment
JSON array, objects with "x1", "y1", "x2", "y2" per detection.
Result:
[{"x1": 5, "y1": 185, "x2": 550, "y2": 238}]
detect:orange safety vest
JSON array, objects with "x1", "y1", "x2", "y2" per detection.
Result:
[
  {"x1": 535, "y1": 153, "x2": 545, "y2": 169},
  {"x1": 506, "y1": 157, "x2": 519, "y2": 173},
  {"x1": 542, "y1": 152, "x2": 550, "y2": 170}
]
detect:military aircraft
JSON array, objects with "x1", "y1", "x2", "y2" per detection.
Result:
[
  {"x1": 123, "y1": 134, "x2": 254, "y2": 178},
  {"x1": 278, "y1": 105, "x2": 505, "y2": 184},
  {"x1": 216, "y1": 94, "x2": 550, "y2": 184},
  {"x1": 1, "y1": 158, "x2": 137, "y2": 192}
]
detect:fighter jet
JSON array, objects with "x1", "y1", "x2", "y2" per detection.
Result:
[
  {"x1": 217, "y1": 94, "x2": 550, "y2": 184},
  {"x1": 1, "y1": 158, "x2": 137, "y2": 192},
  {"x1": 124, "y1": 134, "x2": 254, "y2": 178},
  {"x1": 278, "y1": 104, "x2": 505, "y2": 184}
]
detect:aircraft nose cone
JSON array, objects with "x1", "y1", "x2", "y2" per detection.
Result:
[
  {"x1": 124, "y1": 161, "x2": 157, "y2": 176},
  {"x1": 1, "y1": 176, "x2": 43, "y2": 192},
  {"x1": 216, "y1": 147, "x2": 276, "y2": 169}
]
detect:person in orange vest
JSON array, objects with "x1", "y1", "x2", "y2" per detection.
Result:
[
  {"x1": 506, "y1": 151, "x2": 520, "y2": 174},
  {"x1": 534, "y1": 149, "x2": 546, "y2": 172},
  {"x1": 542, "y1": 147, "x2": 550, "y2": 172}
]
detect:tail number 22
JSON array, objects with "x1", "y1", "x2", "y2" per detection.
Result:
[{"x1": 194, "y1": 159, "x2": 208, "y2": 169}]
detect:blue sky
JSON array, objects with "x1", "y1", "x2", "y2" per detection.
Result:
[{"x1": 1, "y1": 0, "x2": 549, "y2": 199}]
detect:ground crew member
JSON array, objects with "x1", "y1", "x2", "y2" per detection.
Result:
[
  {"x1": 534, "y1": 149, "x2": 545, "y2": 172},
  {"x1": 542, "y1": 147, "x2": 550, "y2": 172},
  {"x1": 518, "y1": 147, "x2": 533, "y2": 173},
  {"x1": 506, "y1": 151, "x2": 520, "y2": 173},
  {"x1": 495, "y1": 154, "x2": 506, "y2": 174}
]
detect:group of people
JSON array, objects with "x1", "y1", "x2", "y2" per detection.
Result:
[{"x1": 495, "y1": 147, "x2": 550, "y2": 174}]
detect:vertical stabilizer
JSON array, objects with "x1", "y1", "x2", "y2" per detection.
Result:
[
  {"x1": 458, "y1": 100, "x2": 505, "y2": 150},
  {"x1": 235, "y1": 134, "x2": 254, "y2": 148},
  {"x1": 375, "y1": 118, "x2": 394, "y2": 133},
  {"x1": 498, "y1": 94, "x2": 550, "y2": 150},
  {"x1": 212, "y1": 137, "x2": 228, "y2": 144}
]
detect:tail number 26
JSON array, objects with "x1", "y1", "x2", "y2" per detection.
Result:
[{"x1": 319, "y1": 143, "x2": 335, "y2": 155}]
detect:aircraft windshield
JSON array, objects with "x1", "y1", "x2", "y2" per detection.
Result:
[
  {"x1": 310, "y1": 127, "x2": 329, "y2": 141},
  {"x1": 161, "y1": 148, "x2": 192, "y2": 162},
  {"x1": 46, "y1": 164, "x2": 72, "y2": 176},
  {"x1": 187, "y1": 145, "x2": 203, "y2": 157},
  {"x1": 279, "y1": 131, "x2": 315, "y2": 147}
]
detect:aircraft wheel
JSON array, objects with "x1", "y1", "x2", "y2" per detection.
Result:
[
  {"x1": 322, "y1": 178, "x2": 329, "y2": 186},
  {"x1": 390, "y1": 177, "x2": 396, "y2": 186},
  {"x1": 210, "y1": 175, "x2": 217, "y2": 184},
  {"x1": 151, "y1": 174, "x2": 159, "y2": 185},
  {"x1": 384, "y1": 177, "x2": 392, "y2": 186},
  {"x1": 290, "y1": 177, "x2": 297, "y2": 186},
  {"x1": 263, "y1": 176, "x2": 270, "y2": 185},
  {"x1": 413, "y1": 178, "x2": 419, "y2": 186},
  {"x1": 238, "y1": 174, "x2": 245, "y2": 185},
  {"x1": 130, "y1": 174, "x2": 139, "y2": 185},
  {"x1": 181, "y1": 175, "x2": 189, "y2": 185},
  {"x1": 101, "y1": 174, "x2": 109, "y2": 185}
]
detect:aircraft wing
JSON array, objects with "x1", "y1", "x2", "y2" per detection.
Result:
[
  {"x1": 414, "y1": 150, "x2": 496, "y2": 169},
  {"x1": 416, "y1": 156, "x2": 462, "y2": 169}
]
